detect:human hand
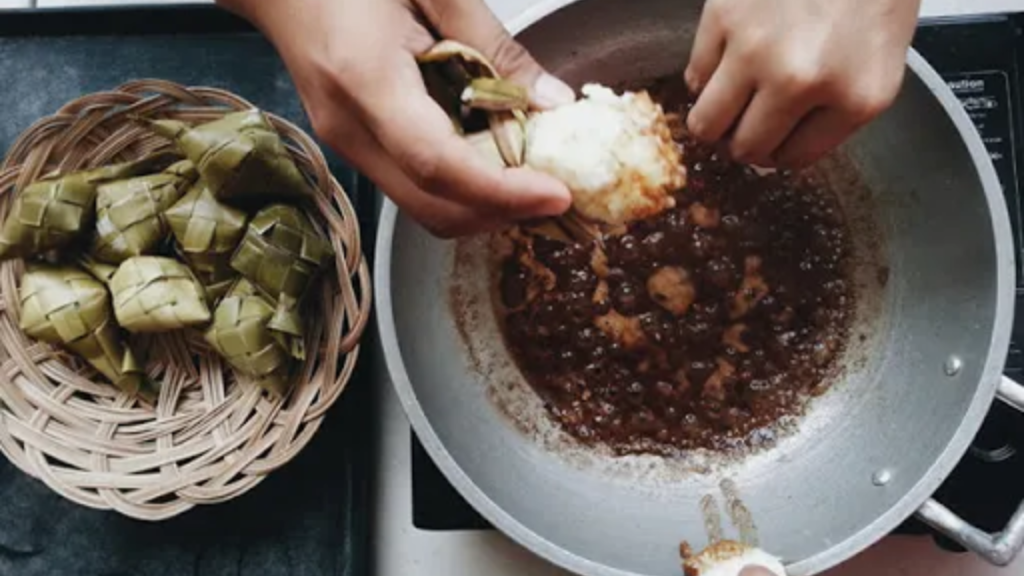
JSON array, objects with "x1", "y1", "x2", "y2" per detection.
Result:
[
  {"x1": 684, "y1": 0, "x2": 921, "y2": 169},
  {"x1": 216, "y1": 0, "x2": 575, "y2": 238}
]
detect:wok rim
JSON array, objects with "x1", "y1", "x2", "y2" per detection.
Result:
[{"x1": 375, "y1": 4, "x2": 1016, "y2": 573}]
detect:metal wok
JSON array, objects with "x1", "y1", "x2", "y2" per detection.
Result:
[{"x1": 376, "y1": 0, "x2": 1024, "y2": 574}]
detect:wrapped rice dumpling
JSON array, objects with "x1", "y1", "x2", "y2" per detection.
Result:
[
  {"x1": 19, "y1": 263, "x2": 156, "y2": 401},
  {"x1": 0, "y1": 153, "x2": 176, "y2": 261},
  {"x1": 148, "y1": 110, "x2": 310, "y2": 202},
  {"x1": 204, "y1": 278, "x2": 293, "y2": 396},
  {"x1": 77, "y1": 254, "x2": 118, "y2": 285},
  {"x1": 230, "y1": 204, "x2": 333, "y2": 360},
  {"x1": 110, "y1": 256, "x2": 211, "y2": 333},
  {"x1": 164, "y1": 184, "x2": 247, "y2": 298},
  {"x1": 91, "y1": 160, "x2": 198, "y2": 263}
]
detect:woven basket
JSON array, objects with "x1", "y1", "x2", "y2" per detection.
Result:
[{"x1": 0, "y1": 80, "x2": 372, "y2": 521}]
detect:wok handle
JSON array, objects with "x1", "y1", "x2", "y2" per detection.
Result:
[{"x1": 914, "y1": 376, "x2": 1024, "y2": 566}]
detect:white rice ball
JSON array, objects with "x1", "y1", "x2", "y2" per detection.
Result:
[{"x1": 523, "y1": 83, "x2": 686, "y2": 225}]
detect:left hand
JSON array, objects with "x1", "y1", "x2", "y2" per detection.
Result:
[
  {"x1": 684, "y1": 0, "x2": 921, "y2": 169},
  {"x1": 216, "y1": 0, "x2": 576, "y2": 239}
]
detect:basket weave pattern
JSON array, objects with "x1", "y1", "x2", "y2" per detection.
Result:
[{"x1": 0, "y1": 80, "x2": 372, "y2": 521}]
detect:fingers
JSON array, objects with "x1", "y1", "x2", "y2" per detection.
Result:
[
  {"x1": 324, "y1": 110, "x2": 505, "y2": 238},
  {"x1": 682, "y1": 0, "x2": 911, "y2": 167},
  {"x1": 727, "y1": 88, "x2": 812, "y2": 166},
  {"x1": 416, "y1": 0, "x2": 575, "y2": 109},
  {"x1": 773, "y1": 106, "x2": 863, "y2": 168},
  {"x1": 687, "y1": 56, "x2": 754, "y2": 143},
  {"x1": 347, "y1": 55, "x2": 572, "y2": 219},
  {"x1": 685, "y1": 0, "x2": 726, "y2": 93}
]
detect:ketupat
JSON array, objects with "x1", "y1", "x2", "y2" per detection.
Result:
[
  {"x1": 164, "y1": 184, "x2": 247, "y2": 299},
  {"x1": 19, "y1": 263, "x2": 156, "y2": 401},
  {"x1": 204, "y1": 278, "x2": 294, "y2": 396},
  {"x1": 148, "y1": 109, "x2": 310, "y2": 202},
  {"x1": 110, "y1": 256, "x2": 211, "y2": 333},
  {"x1": 0, "y1": 153, "x2": 177, "y2": 261},
  {"x1": 230, "y1": 204, "x2": 333, "y2": 360},
  {"x1": 91, "y1": 160, "x2": 198, "y2": 263},
  {"x1": 77, "y1": 254, "x2": 118, "y2": 285}
]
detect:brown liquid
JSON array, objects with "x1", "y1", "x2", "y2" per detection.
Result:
[{"x1": 496, "y1": 76, "x2": 855, "y2": 455}]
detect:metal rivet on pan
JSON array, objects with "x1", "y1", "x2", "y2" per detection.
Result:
[
  {"x1": 944, "y1": 356, "x2": 962, "y2": 377},
  {"x1": 872, "y1": 469, "x2": 892, "y2": 486}
]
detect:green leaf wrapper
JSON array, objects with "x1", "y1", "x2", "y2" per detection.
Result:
[
  {"x1": 204, "y1": 278, "x2": 293, "y2": 396},
  {"x1": 77, "y1": 254, "x2": 118, "y2": 285},
  {"x1": 229, "y1": 204, "x2": 333, "y2": 361},
  {"x1": 164, "y1": 184, "x2": 248, "y2": 296},
  {"x1": 110, "y1": 256, "x2": 212, "y2": 333},
  {"x1": 19, "y1": 263, "x2": 157, "y2": 401},
  {"x1": 148, "y1": 110, "x2": 310, "y2": 202},
  {"x1": 91, "y1": 160, "x2": 198, "y2": 263},
  {"x1": 0, "y1": 153, "x2": 178, "y2": 261}
]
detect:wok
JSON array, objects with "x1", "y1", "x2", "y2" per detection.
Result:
[{"x1": 375, "y1": 0, "x2": 1024, "y2": 574}]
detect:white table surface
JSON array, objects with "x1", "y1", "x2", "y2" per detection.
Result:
[{"x1": 5, "y1": 0, "x2": 1024, "y2": 575}]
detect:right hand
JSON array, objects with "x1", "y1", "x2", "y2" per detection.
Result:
[{"x1": 216, "y1": 0, "x2": 575, "y2": 239}]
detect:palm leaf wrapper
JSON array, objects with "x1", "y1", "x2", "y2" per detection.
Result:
[
  {"x1": 109, "y1": 256, "x2": 211, "y2": 333},
  {"x1": 164, "y1": 184, "x2": 249, "y2": 303},
  {"x1": 229, "y1": 204, "x2": 334, "y2": 361},
  {"x1": 204, "y1": 278, "x2": 293, "y2": 396},
  {"x1": 147, "y1": 109, "x2": 311, "y2": 203},
  {"x1": 90, "y1": 159, "x2": 199, "y2": 263},
  {"x1": 416, "y1": 40, "x2": 686, "y2": 243},
  {"x1": 2, "y1": 107, "x2": 337, "y2": 402}
]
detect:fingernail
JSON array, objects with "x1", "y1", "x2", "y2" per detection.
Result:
[
  {"x1": 684, "y1": 68, "x2": 702, "y2": 93},
  {"x1": 532, "y1": 73, "x2": 576, "y2": 109}
]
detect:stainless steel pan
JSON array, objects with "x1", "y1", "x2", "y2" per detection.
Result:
[{"x1": 376, "y1": 0, "x2": 1024, "y2": 574}]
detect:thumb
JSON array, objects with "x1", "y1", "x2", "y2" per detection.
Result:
[{"x1": 416, "y1": 0, "x2": 576, "y2": 109}]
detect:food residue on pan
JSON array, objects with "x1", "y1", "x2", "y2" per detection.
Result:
[
  {"x1": 492, "y1": 74, "x2": 858, "y2": 456},
  {"x1": 680, "y1": 540, "x2": 786, "y2": 576}
]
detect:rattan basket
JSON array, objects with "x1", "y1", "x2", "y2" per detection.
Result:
[{"x1": 0, "y1": 80, "x2": 372, "y2": 521}]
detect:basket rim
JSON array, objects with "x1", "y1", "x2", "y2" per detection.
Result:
[{"x1": 0, "y1": 79, "x2": 373, "y2": 521}]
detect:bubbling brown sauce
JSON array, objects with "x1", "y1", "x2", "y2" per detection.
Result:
[{"x1": 495, "y1": 75, "x2": 856, "y2": 455}]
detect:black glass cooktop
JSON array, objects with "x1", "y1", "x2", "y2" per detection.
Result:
[{"x1": 411, "y1": 13, "x2": 1024, "y2": 550}]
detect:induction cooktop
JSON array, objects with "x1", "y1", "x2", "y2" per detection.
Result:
[{"x1": 410, "y1": 13, "x2": 1024, "y2": 555}]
